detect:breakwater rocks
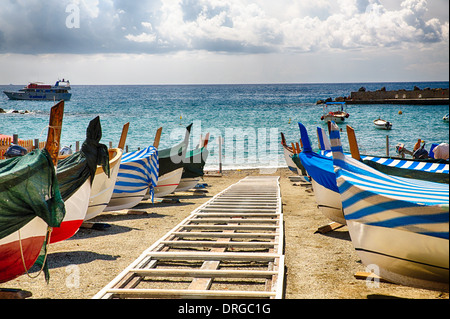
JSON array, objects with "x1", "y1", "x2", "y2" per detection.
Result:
[{"x1": 317, "y1": 86, "x2": 449, "y2": 105}]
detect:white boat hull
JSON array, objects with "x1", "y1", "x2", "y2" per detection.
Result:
[
  {"x1": 85, "y1": 149, "x2": 123, "y2": 221},
  {"x1": 175, "y1": 177, "x2": 200, "y2": 192},
  {"x1": 347, "y1": 220, "x2": 449, "y2": 291},
  {"x1": 310, "y1": 178, "x2": 346, "y2": 225},
  {"x1": 283, "y1": 146, "x2": 302, "y2": 175},
  {"x1": 50, "y1": 179, "x2": 91, "y2": 243},
  {"x1": 105, "y1": 188, "x2": 148, "y2": 211},
  {"x1": 154, "y1": 168, "x2": 183, "y2": 198},
  {"x1": 0, "y1": 217, "x2": 48, "y2": 283},
  {"x1": 3, "y1": 91, "x2": 71, "y2": 101},
  {"x1": 322, "y1": 114, "x2": 346, "y2": 123},
  {"x1": 373, "y1": 119, "x2": 392, "y2": 130}
]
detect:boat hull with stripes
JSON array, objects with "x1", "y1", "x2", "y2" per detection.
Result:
[
  {"x1": 329, "y1": 121, "x2": 449, "y2": 290},
  {"x1": 154, "y1": 167, "x2": 183, "y2": 198},
  {"x1": 105, "y1": 146, "x2": 158, "y2": 211},
  {"x1": 85, "y1": 148, "x2": 123, "y2": 221},
  {"x1": 297, "y1": 123, "x2": 345, "y2": 224},
  {"x1": 317, "y1": 126, "x2": 449, "y2": 184},
  {"x1": 175, "y1": 177, "x2": 200, "y2": 192}
]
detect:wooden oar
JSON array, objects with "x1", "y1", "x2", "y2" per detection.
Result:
[
  {"x1": 153, "y1": 127, "x2": 162, "y2": 148},
  {"x1": 118, "y1": 122, "x2": 129, "y2": 150},
  {"x1": 346, "y1": 125, "x2": 361, "y2": 160},
  {"x1": 45, "y1": 100, "x2": 64, "y2": 166}
]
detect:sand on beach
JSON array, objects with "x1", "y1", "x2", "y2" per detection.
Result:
[{"x1": 0, "y1": 167, "x2": 448, "y2": 299}]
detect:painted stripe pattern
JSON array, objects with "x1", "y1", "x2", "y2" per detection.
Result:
[
  {"x1": 329, "y1": 122, "x2": 449, "y2": 240},
  {"x1": 317, "y1": 127, "x2": 449, "y2": 175},
  {"x1": 113, "y1": 146, "x2": 159, "y2": 198}
]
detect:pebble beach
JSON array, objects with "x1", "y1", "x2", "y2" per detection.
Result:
[{"x1": 0, "y1": 167, "x2": 447, "y2": 300}]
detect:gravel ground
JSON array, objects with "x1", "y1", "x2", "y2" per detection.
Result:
[{"x1": 1, "y1": 168, "x2": 448, "y2": 300}]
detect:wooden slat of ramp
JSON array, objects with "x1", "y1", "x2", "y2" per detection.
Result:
[{"x1": 93, "y1": 176, "x2": 284, "y2": 299}]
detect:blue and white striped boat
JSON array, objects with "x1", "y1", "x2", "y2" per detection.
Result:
[
  {"x1": 105, "y1": 146, "x2": 159, "y2": 211},
  {"x1": 317, "y1": 126, "x2": 449, "y2": 184},
  {"x1": 297, "y1": 122, "x2": 345, "y2": 225},
  {"x1": 329, "y1": 121, "x2": 449, "y2": 291}
]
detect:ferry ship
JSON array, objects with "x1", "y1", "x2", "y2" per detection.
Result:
[{"x1": 3, "y1": 79, "x2": 72, "y2": 101}]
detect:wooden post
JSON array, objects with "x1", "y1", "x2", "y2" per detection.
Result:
[
  {"x1": 118, "y1": 122, "x2": 130, "y2": 150},
  {"x1": 153, "y1": 127, "x2": 162, "y2": 148},
  {"x1": 34, "y1": 139, "x2": 39, "y2": 150},
  {"x1": 76, "y1": 141, "x2": 80, "y2": 152},
  {"x1": 45, "y1": 101, "x2": 64, "y2": 166},
  {"x1": 218, "y1": 136, "x2": 223, "y2": 174},
  {"x1": 13, "y1": 134, "x2": 18, "y2": 145},
  {"x1": 346, "y1": 125, "x2": 361, "y2": 160}
]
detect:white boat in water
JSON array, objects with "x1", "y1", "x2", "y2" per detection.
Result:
[
  {"x1": 329, "y1": 121, "x2": 449, "y2": 291},
  {"x1": 373, "y1": 118, "x2": 392, "y2": 130},
  {"x1": 320, "y1": 102, "x2": 349, "y2": 123},
  {"x1": 3, "y1": 80, "x2": 72, "y2": 101}
]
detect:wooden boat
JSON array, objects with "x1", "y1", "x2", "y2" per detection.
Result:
[
  {"x1": 49, "y1": 117, "x2": 110, "y2": 243},
  {"x1": 329, "y1": 121, "x2": 449, "y2": 291},
  {"x1": 84, "y1": 148, "x2": 123, "y2": 220},
  {"x1": 154, "y1": 167, "x2": 183, "y2": 197},
  {"x1": 175, "y1": 134, "x2": 210, "y2": 192},
  {"x1": 0, "y1": 101, "x2": 65, "y2": 283},
  {"x1": 280, "y1": 132, "x2": 305, "y2": 175},
  {"x1": 50, "y1": 179, "x2": 91, "y2": 243},
  {"x1": 84, "y1": 147, "x2": 123, "y2": 219},
  {"x1": 373, "y1": 118, "x2": 392, "y2": 130},
  {"x1": 84, "y1": 123, "x2": 129, "y2": 220},
  {"x1": 297, "y1": 122, "x2": 345, "y2": 225},
  {"x1": 318, "y1": 126, "x2": 449, "y2": 184},
  {"x1": 150, "y1": 124, "x2": 192, "y2": 198},
  {"x1": 320, "y1": 102, "x2": 349, "y2": 123},
  {"x1": 346, "y1": 125, "x2": 449, "y2": 184},
  {"x1": 105, "y1": 144, "x2": 159, "y2": 211}
]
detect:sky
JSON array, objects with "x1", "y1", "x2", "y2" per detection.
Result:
[{"x1": 0, "y1": 0, "x2": 448, "y2": 85}]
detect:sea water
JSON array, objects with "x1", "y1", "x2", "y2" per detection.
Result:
[{"x1": 1, "y1": 82, "x2": 448, "y2": 171}]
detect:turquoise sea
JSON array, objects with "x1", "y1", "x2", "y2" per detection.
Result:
[{"x1": 1, "y1": 81, "x2": 448, "y2": 170}]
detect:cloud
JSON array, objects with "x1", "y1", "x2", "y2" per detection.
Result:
[{"x1": 0, "y1": 0, "x2": 447, "y2": 55}]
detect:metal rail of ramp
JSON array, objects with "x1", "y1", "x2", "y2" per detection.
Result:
[{"x1": 93, "y1": 176, "x2": 285, "y2": 299}]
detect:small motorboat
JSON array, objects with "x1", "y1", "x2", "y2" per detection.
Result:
[
  {"x1": 444, "y1": 114, "x2": 449, "y2": 122},
  {"x1": 320, "y1": 102, "x2": 349, "y2": 123},
  {"x1": 373, "y1": 118, "x2": 392, "y2": 130}
]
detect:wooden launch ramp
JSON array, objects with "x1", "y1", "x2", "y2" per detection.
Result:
[{"x1": 93, "y1": 176, "x2": 285, "y2": 299}]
